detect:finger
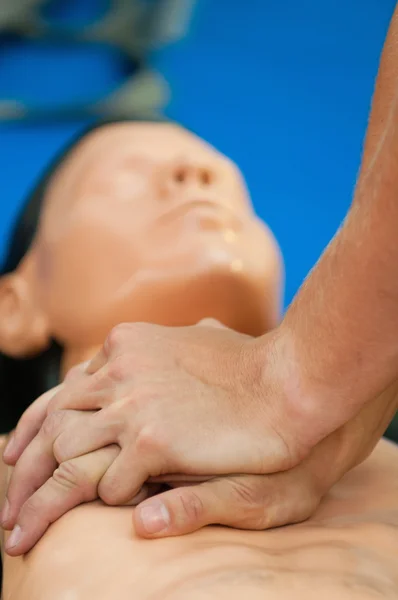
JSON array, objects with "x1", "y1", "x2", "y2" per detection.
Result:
[
  {"x1": 133, "y1": 471, "x2": 319, "y2": 539},
  {"x1": 48, "y1": 367, "x2": 111, "y2": 413},
  {"x1": 63, "y1": 361, "x2": 91, "y2": 383},
  {"x1": 2, "y1": 386, "x2": 61, "y2": 465},
  {"x1": 51, "y1": 410, "x2": 120, "y2": 463},
  {"x1": 2, "y1": 410, "x2": 93, "y2": 529},
  {"x1": 97, "y1": 446, "x2": 152, "y2": 505},
  {"x1": 5, "y1": 446, "x2": 119, "y2": 556},
  {"x1": 133, "y1": 478, "x2": 230, "y2": 538},
  {"x1": 85, "y1": 346, "x2": 108, "y2": 375},
  {"x1": 2, "y1": 429, "x2": 58, "y2": 530}
]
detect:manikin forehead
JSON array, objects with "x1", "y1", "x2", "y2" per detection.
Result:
[{"x1": 79, "y1": 122, "x2": 224, "y2": 165}]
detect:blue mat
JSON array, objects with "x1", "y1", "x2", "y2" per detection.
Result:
[{"x1": 0, "y1": 0, "x2": 395, "y2": 307}]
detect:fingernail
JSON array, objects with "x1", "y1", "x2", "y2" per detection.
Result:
[
  {"x1": 138, "y1": 501, "x2": 170, "y2": 534},
  {"x1": 1, "y1": 498, "x2": 10, "y2": 525},
  {"x1": 6, "y1": 525, "x2": 22, "y2": 550}
]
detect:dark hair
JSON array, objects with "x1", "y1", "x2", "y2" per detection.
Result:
[{"x1": 0, "y1": 116, "x2": 167, "y2": 434}]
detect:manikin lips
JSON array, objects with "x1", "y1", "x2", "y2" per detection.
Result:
[{"x1": 159, "y1": 200, "x2": 243, "y2": 231}]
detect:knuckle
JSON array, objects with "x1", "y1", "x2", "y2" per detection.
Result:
[
  {"x1": 107, "y1": 355, "x2": 133, "y2": 383},
  {"x1": 227, "y1": 477, "x2": 271, "y2": 529},
  {"x1": 105, "y1": 323, "x2": 132, "y2": 354},
  {"x1": 41, "y1": 410, "x2": 67, "y2": 438},
  {"x1": 229, "y1": 475, "x2": 319, "y2": 530},
  {"x1": 292, "y1": 483, "x2": 321, "y2": 521},
  {"x1": 229, "y1": 476, "x2": 265, "y2": 507},
  {"x1": 135, "y1": 425, "x2": 167, "y2": 455},
  {"x1": 53, "y1": 460, "x2": 94, "y2": 501},
  {"x1": 265, "y1": 427, "x2": 307, "y2": 472},
  {"x1": 52, "y1": 434, "x2": 69, "y2": 464},
  {"x1": 18, "y1": 498, "x2": 44, "y2": 524},
  {"x1": 53, "y1": 460, "x2": 84, "y2": 489},
  {"x1": 178, "y1": 490, "x2": 204, "y2": 523},
  {"x1": 98, "y1": 477, "x2": 124, "y2": 506},
  {"x1": 64, "y1": 363, "x2": 85, "y2": 383},
  {"x1": 264, "y1": 497, "x2": 315, "y2": 530}
]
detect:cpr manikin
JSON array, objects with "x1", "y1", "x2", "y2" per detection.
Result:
[
  {"x1": 0, "y1": 122, "x2": 397, "y2": 600},
  {"x1": 0, "y1": 121, "x2": 282, "y2": 377}
]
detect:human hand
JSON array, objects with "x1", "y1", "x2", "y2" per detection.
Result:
[
  {"x1": 4, "y1": 316, "x2": 397, "y2": 545},
  {"x1": 3, "y1": 377, "x2": 396, "y2": 554},
  {"x1": 1, "y1": 407, "x2": 156, "y2": 555},
  {"x1": 3, "y1": 320, "x2": 304, "y2": 513},
  {"x1": 131, "y1": 376, "x2": 398, "y2": 538}
]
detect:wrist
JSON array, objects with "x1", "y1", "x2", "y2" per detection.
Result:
[{"x1": 249, "y1": 324, "x2": 323, "y2": 464}]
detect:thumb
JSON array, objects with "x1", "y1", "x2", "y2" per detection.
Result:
[
  {"x1": 133, "y1": 480, "x2": 226, "y2": 538},
  {"x1": 133, "y1": 476, "x2": 270, "y2": 538}
]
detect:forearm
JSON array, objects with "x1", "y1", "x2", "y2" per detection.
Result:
[
  {"x1": 280, "y1": 97, "x2": 398, "y2": 443},
  {"x1": 361, "y1": 3, "x2": 398, "y2": 172},
  {"x1": 277, "y1": 8, "x2": 398, "y2": 445}
]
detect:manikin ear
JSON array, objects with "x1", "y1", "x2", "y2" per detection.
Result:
[{"x1": 0, "y1": 272, "x2": 50, "y2": 358}]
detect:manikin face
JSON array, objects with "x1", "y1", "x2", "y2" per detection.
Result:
[{"x1": 1, "y1": 122, "x2": 283, "y2": 355}]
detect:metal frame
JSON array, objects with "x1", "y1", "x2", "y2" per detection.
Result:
[{"x1": 0, "y1": 0, "x2": 197, "y2": 121}]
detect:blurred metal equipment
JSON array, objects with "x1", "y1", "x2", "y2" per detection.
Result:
[
  {"x1": 0, "y1": 0, "x2": 47, "y2": 34},
  {"x1": 0, "y1": 0, "x2": 197, "y2": 121}
]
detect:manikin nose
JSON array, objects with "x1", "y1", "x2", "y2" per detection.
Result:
[
  {"x1": 160, "y1": 161, "x2": 242, "y2": 232},
  {"x1": 159, "y1": 160, "x2": 219, "y2": 201},
  {"x1": 170, "y1": 162, "x2": 215, "y2": 189}
]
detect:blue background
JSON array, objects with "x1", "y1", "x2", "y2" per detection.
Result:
[{"x1": 0, "y1": 0, "x2": 395, "y2": 307}]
